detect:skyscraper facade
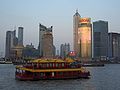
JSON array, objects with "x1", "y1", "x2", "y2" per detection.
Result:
[
  {"x1": 108, "y1": 33, "x2": 120, "y2": 59},
  {"x1": 60, "y1": 44, "x2": 64, "y2": 58},
  {"x1": 18, "y1": 27, "x2": 23, "y2": 46},
  {"x1": 5, "y1": 30, "x2": 17, "y2": 58},
  {"x1": 38, "y1": 24, "x2": 53, "y2": 57},
  {"x1": 5, "y1": 27, "x2": 24, "y2": 59},
  {"x1": 78, "y1": 18, "x2": 92, "y2": 58},
  {"x1": 53, "y1": 45, "x2": 56, "y2": 57},
  {"x1": 73, "y1": 10, "x2": 81, "y2": 56},
  {"x1": 93, "y1": 20, "x2": 108, "y2": 58},
  {"x1": 73, "y1": 11, "x2": 92, "y2": 59},
  {"x1": 60, "y1": 43, "x2": 70, "y2": 58},
  {"x1": 42, "y1": 32, "x2": 53, "y2": 58}
]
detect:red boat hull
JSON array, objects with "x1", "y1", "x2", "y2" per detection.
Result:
[{"x1": 15, "y1": 71, "x2": 90, "y2": 80}]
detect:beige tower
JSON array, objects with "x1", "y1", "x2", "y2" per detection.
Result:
[
  {"x1": 73, "y1": 10, "x2": 81, "y2": 56},
  {"x1": 78, "y1": 18, "x2": 92, "y2": 59},
  {"x1": 42, "y1": 32, "x2": 53, "y2": 58},
  {"x1": 73, "y1": 10, "x2": 92, "y2": 59}
]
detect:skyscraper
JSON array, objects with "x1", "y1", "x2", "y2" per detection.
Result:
[
  {"x1": 42, "y1": 32, "x2": 53, "y2": 58},
  {"x1": 53, "y1": 45, "x2": 56, "y2": 57},
  {"x1": 60, "y1": 44, "x2": 64, "y2": 58},
  {"x1": 78, "y1": 18, "x2": 92, "y2": 58},
  {"x1": 108, "y1": 33, "x2": 120, "y2": 59},
  {"x1": 18, "y1": 27, "x2": 23, "y2": 46},
  {"x1": 38, "y1": 24, "x2": 53, "y2": 57},
  {"x1": 73, "y1": 10, "x2": 92, "y2": 59},
  {"x1": 5, "y1": 30, "x2": 17, "y2": 58},
  {"x1": 93, "y1": 20, "x2": 108, "y2": 58},
  {"x1": 73, "y1": 10, "x2": 81, "y2": 56},
  {"x1": 60, "y1": 43, "x2": 70, "y2": 58}
]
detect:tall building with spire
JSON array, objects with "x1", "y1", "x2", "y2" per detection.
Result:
[
  {"x1": 73, "y1": 10, "x2": 81, "y2": 56},
  {"x1": 73, "y1": 10, "x2": 92, "y2": 59}
]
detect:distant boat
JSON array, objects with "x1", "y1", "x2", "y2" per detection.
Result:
[
  {"x1": 82, "y1": 63, "x2": 104, "y2": 67},
  {"x1": 0, "y1": 60, "x2": 5, "y2": 64},
  {"x1": 15, "y1": 58, "x2": 90, "y2": 80},
  {"x1": 0, "y1": 61, "x2": 12, "y2": 64}
]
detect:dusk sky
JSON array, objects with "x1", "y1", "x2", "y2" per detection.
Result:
[{"x1": 0, "y1": 0, "x2": 120, "y2": 57}]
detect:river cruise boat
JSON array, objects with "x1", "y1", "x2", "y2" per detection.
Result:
[{"x1": 15, "y1": 58, "x2": 90, "y2": 80}]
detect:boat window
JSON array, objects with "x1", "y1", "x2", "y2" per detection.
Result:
[
  {"x1": 50, "y1": 63, "x2": 52, "y2": 67},
  {"x1": 52, "y1": 72, "x2": 54, "y2": 76},
  {"x1": 22, "y1": 70, "x2": 25, "y2": 73},
  {"x1": 34, "y1": 73, "x2": 37, "y2": 76},
  {"x1": 56, "y1": 63, "x2": 58, "y2": 67},
  {"x1": 53, "y1": 63, "x2": 54, "y2": 67},
  {"x1": 37, "y1": 63, "x2": 39, "y2": 67},
  {"x1": 58, "y1": 63, "x2": 61, "y2": 67},
  {"x1": 47, "y1": 63, "x2": 49, "y2": 67},
  {"x1": 39, "y1": 64, "x2": 42, "y2": 67},
  {"x1": 42, "y1": 64, "x2": 45, "y2": 68},
  {"x1": 28, "y1": 63, "x2": 32, "y2": 66},
  {"x1": 20, "y1": 70, "x2": 22, "y2": 73},
  {"x1": 34, "y1": 64, "x2": 37, "y2": 68},
  {"x1": 40, "y1": 73, "x2": 44, "y2": 77},
  {"x1": 58, "y1": 72, "x2": 63, "y2": 76},
  {"x1": 26, "y1": 71, "x2": 32, "y2": 74},
  {"x1": 62, "y1": 63, "x2": 64, "y2": 67},
  {"x1": 16, "y1": 69, "x2": 18, "y2": 72}
]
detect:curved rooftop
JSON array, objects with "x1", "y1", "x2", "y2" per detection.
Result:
[{"x1": 32, "y1": 58, "x2": 74, "y2": 63}]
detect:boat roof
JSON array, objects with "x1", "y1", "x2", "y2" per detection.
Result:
[
  {"x1": 65, "y1": 58, "x2": 74, "y2": 63},
  {"x1": 16, "y1": 66, "x2": 86, "y2": 72},
  {"x1": 31, "y1": 58, "x2": 74, "y2": 63},
  {"x1": 32, "y1": 59, "x2": 64, "y2": 63}
]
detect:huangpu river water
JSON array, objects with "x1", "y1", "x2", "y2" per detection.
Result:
[{"x1": 0, "y1": 64, "x2": 120, "y2": 90}]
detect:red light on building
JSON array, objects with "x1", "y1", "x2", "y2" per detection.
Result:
[{"x1": 69, "y1": 51, "x2": 76, "y2": 56}]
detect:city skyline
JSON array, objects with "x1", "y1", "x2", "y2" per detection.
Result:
[{"x1": 0, "y1": 0, "x2": 120, "y2": 57}]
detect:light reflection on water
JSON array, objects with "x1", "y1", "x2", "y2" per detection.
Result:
[{"x1": 0, "y1": 64, "x2": 120, "y2": 90}]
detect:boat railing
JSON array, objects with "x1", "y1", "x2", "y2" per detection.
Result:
[{"x1": 21, "y1": 61, "x2": 82, "y2": 70}]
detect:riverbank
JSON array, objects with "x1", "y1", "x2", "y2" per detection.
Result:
[
  {"x1": 0, "y1": 61, "x2": 12, "y2": 64},
  {"x1": 1, "y1": 60, "x2": 120, "y2": 67}
]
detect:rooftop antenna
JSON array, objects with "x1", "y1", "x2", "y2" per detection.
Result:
[{"x1": 76, "y1": 9, "x2": 78, "y2": 13}]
